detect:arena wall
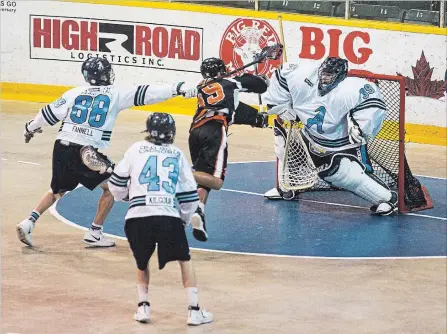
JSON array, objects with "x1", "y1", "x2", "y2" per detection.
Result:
[{"x1": 1, "y1": 0, "x2": 446, "y2": 145}]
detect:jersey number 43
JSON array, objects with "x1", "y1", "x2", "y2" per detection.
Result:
[
  {"x1": 70, "y1": 95, "x2": 110, "y2": 128},
  {"x1": 139, "y1": 155, "x2": 179, "y2": 194}
]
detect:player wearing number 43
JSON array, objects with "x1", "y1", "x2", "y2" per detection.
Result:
[
  {"x1": 108, "y1": 113, "x2": 212, "y2": 325},
  {"x1": 263, "y1": 57, "x2": 398, "y2": 216},
  {"x1": 16, "y1": 57, "x2": 196, "y2": 247}
]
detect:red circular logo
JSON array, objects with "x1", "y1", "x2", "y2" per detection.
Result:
[{"x1": 220, "y1": 18, "x2": 282, "y2": 77}]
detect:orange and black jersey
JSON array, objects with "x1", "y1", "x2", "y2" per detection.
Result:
[{"x1": 191, "y1": 73, "x2": 268, "y2": 130}]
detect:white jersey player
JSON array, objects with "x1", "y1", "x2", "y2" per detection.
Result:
[
  {"x1": 263, "y1": 57, "x2": 397, "y2": 215},
  {"x1": 16, "y1": 57, "x2": 195, "y2": 247},
  {"x1": 108, "y1": 113, "x2": 213, "y2": 326}
]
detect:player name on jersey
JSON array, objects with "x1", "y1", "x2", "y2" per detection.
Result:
[
  {"x1": 145, "y1": 196, "x2": 174, "y2": 206},
  {"x1": 61, "y1": 123, "x2": 104, "y2": 141},
  {"x1": 72, "y1": 125, "x2": 94, "y2": 137}
]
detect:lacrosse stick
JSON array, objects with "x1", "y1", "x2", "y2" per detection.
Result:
[{"x1": 197, "y1": 43, "x2": 283, "y2": 89}]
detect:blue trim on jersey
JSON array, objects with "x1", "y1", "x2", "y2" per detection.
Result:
[
  {"x1": 177, "y1": 194, "x2": 199, "y2": 200},
  {"x1": 176, "y1": 190, "x2": 198, "y2": 197},
  {"x1": 274, "y1": 69, "x2": 289, "y2": 92},
  {"x1": 42, "y1": 105, "x2": 58, "y2": 126},
  {"x1": 178, "y1": 198, "x2": 199, "y2": 204},
  {"x1": 177, "y1": 194, "x2": 199, "y2": 201},
  {"x1": 360, "y1": 145, "x2": 373, "y2": 173},
  {"x1": 101, "y1": 130, "x2": 112, "y2": 141},
  {"x1": 134, "y1": 85, "x2": 150, "y2": 106},
  {"x1": 129, "y1": 203, "x2": 145, "y2": 209},
  {"x1": 112, "y1": 172, "x2": 129, "y2": 180},
  {"x1": 109, "y1": 179, "x2": 127, "y2": 188},
  {"x1": 109, "y1": 176, "x2": 127, "y2": 183},
  {"x1": 129, "y1": 195, "x2": 147, "y2": 209},
  {"x1": 110, "y1": 177, "x2": 127, "y2": 184},
  {"x1": 176, "y1": 190, "x2": 199, "y2": 203},
  {"x1": 46, "y1": 105, "x2": 59, "y2": 125},
  {"x1": 351, "y1": 98, "x2": 387, "y2": 113},
  {"x1": 110, "y1": 173, "x2": 129, "y2": 187},
  {"x1": 307, "y1": 131, "x2": 351, "y2": 148}
]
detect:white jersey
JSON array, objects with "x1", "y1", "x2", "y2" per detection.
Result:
[
  {"x1": 263, "y1": 61, "x2": 387, "y2": 149},
  {"x1": 27, "y1": 84, "x2": 177, "y2": 148},
  {"x1": 108, "y1": 140, "x2": 199, "y2": 222}
]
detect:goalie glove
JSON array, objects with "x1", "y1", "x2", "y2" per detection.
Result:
[
  {"x1": 267, "y1": 103, "x2": 298, "y2": 122},
  {"x1": 24, "y1": 120, "x2": 43, "y2": 143},
  {"x1": 347, "y1": 114, "x2": 366, "y2": 145},
  {"x1": 253, "y1": 112, "x2": 270, "y2": 128}
]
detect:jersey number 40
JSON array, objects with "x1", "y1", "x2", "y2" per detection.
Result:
[
  {"x1": 70, "y1": 95, "x2": 110, "y2": 128},
  {"x1": 139, "y1": 155, "x2": 179, "y2": 194}
]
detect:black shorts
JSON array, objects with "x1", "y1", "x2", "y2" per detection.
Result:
[
  {"x1": 189, "y1": 120, "x2": 228, "y2": 181},
  {"x1": 51, "y1": 140, "x2": 112, "y2": 194},
  {"x1": 124, "y1": 216, "x2": 191, "y2": 270}
]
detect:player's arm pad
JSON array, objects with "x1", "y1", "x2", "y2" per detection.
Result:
[
  {"x1": 234, "y1": 74, "x2": 268, "y2": 94},
  {"x1": 233, "y1": 102, "x2": 268, "y2": 127}
]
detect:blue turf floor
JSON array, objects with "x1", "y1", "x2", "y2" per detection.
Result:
[{"x1": 57, "y1": 162, "x2": 446, "y2": 257}]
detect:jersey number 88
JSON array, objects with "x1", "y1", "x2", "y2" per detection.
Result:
[{"x1": 70, "y1": 95, "x2": 110, "y2": 128}]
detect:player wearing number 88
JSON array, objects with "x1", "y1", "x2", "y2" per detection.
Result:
[
  {"x1": 188, "y1": 57, "x2": 270, "y2": 242},
  {"x1": 108, "y1": 113, "x2": 212, "y2": 325},
  {"x1": 17, "y1": 57, "x2": 194, "y2": 247}
]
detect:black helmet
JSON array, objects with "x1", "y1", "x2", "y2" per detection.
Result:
[
  {"x1": 145, "y1": 113, "x2": 176, "y2": 145},
  {"x1": 81, "y1": 57, "x2": 115, "y2": 86},
  {"x1": 200, "y1": 57, "x2": 227, "y2": 79},
  {"x1": 317, "y1": 57, "x2": 348, "y2": 96}
]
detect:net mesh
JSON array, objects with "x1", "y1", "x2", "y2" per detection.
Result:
[
  {"x1": 281, "y1": 126, "x2": 318, "y2": 190},
  {"x1": 280, "y1": 73, "x2": 431, "y2": 212}
]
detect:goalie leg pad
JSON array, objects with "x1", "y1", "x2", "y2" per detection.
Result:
[
  {"x1": 273, "y1": 118, "x2": 286, "y2": 191},
  {"x1": 320, "y1": 155, "x2": 392, "y2": 204},
  {"x1": 274, "y1": 121, "x2": 286, "y2": 162},
  {"x1": 80, "y1": 146, "x2": 114, "y2": 174}
]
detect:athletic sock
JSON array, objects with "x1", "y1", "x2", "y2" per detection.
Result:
[
  {"x1": 137, "y1": 284, "x2": 149, "y2": 303},
  {"x1": 198, "y1": 202, "x2": 205, "y2": 212},
  {"x1": 29, "y1": 210, "x2": 40, "y2": 223},
  {"x1": 186, "y1": 287, "x2": 198, "y2": 307},
  {"x1": 91, "y1": 223, "x2": 103, "y2": 231}
]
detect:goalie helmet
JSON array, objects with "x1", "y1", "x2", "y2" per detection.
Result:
[
  {"x1": 200, "y1": 58, "x2": 227, "y2": 78},
  {"x1": 81, "y1": 57, "x2": 115, "y2": 86},
  {"x1": 317, "y1": 57, "x2": 348, "y2": 96},
  {"x1": 145, "y1": 112, "x2": 176, "y2": 145}
]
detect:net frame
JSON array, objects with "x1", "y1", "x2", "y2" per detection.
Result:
[
  {"x1": 277, "y1": 70, "x2": 433, "y2": 214},
  {"x1": 349, "y1": 70, "x2": 406, "y2": 213}
]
